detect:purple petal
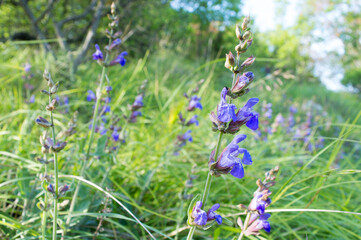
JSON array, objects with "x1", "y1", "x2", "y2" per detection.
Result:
[
  {"x1": 215, "y1": 214, "x2": 222, "y2": 224},
  {"x1": 210, "y1": 203, "x2": 220, "y2": 212},
  {"x1": 194, "y1": 211, "x2": 208, "y2": 226},
  {"x1": 263, "y1": 221, "x2": 271, "y2": 232},
  {"x1": 230, "y1": 162, "x2": 244, "y2": 179},
  {"x1": 240, "y1": 149, "x2": 252, "y2": 165},
  {"x1": 246, "y1": 113, "x2": 259, "y2": 130}
]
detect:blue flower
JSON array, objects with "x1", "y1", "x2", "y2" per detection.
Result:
[
  {"x1": 207, "y1": 203, "x2": 222, "y2": 224},
  {"x1": 105, "y1": 86, "x2": 112, "y2": 92},
  {"x1": 245, "y1": 213, "x2": 271, "y2": 235},
  {"x1": 187, "y1": 96, "x2": 203, "y2": 111},
  {"x1": 248, "y1": 189, "x2": 272, "y2": 214},
  {"x1": 191, "y1": 201, "x2": 208, "y2": 226},
  {"x1": 92, "y1": 44, "x2": 103, "y2": 60},
  {"x1": 87, "y1": 90, "x2": 96, "y2": 102},
  {"x1": 24, "y1": 62, "x2": 31, "y2": 73},
  {"x1": 110, "y1": 51, "x2": 128, "y2": 66},
  {"x1": 131, "y1": 94, "x2": 144, "y2": 110},
  {"x1": 28, "y1": 95, "x2": 35, "y2": 104},
  {"x1": 112, "y1": 129, "x2": 120, "y2": 141},
  {"x1": 177, "y1": 130, "x2": 193, "y2": 147},
  {"x1": 186, "y1": 115, "x2": 199, "y2": 126},
  {"x1": 217, "y1": 87, "x2": 237, "y2": 122},
  {"x1": 210, "y1": 134, "x2": 252, "y2": 179},
  {"x1": 99, "y1": 124, "x2": 107, "y2": 135},
  {"x1": 129, "y1": 111, "x2": 142, "y2": 123},
  {"x1": 226, "y1": 98, "x2": 259, "y2": 133},
  {"x1": 107, "y1": 38, "x2": 122, "y2": 50}
]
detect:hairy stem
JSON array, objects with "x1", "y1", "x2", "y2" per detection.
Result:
[
  {"x1": 238, "y1": 212, "x2": 251, "y2": 240},
  {"x1": 186, "y1": 132, "x2": 224, "y2": 240}
]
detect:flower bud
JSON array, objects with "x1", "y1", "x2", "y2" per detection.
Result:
[
  {"x1": 235, "y1": 24, "x2": 242, "y2": 40},
  {"x1": 50, "y1": 82, "x2": 59, "y2": 94},
  {"x1": 242, "y1": 16, "x2": 250, "y2": 30},
  {"x1": 35, "y1": 116, "x2": 52, "y2": 128},
  {"x1": 46, "y1": 98, "x2": 58, "y2": 111},
  {"x1": 51, "y1": 141, "x2": 67, "y2": 153},
  {"x1": 243, "y1": 31, "x2": 251, "y2": 40},
  {"x1": 224, "y1": 51, "x2": 235, "y2": 70},
  {"x1": 47, "y1": 184, "x2": 55, "y2": 193},
  {"x1": 240, "y1": 56, "x2": 255, "y2": 70},
  {"x1": 43, "y1": 69, "x2": 50, "y2": 81},
  {"x1": 111, "y1": 2, "x2": 116, "y2": 15},
  {"x1": 231, "y1": 72, "x2": 254, "y2": 94},
  {"x1": 59, "y1": 184, "x2": 70, "y2": 195}
]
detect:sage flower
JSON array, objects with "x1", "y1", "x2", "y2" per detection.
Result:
[
  {"x1": 92, "y1": 44, "x2": 103, "y2": 60},
  {"x1": 207, "y1": 203, "x2": 222, "y2": 224},
  {"x1": 87, "y1": 90, "x2": 96, "y2": 102},
  {"x1": 186, "y1": 115, "x2": 199, "y2": 126},
  {"x1": 217, "y1": 87, "x2": 237, "y2": 122},
  {"x1": 209, "y1": 134, "x2": 252, "y2": 179},
  {"x1": 244, "y1": 213, "x2": 271, "y2": 235},
  {"x1": 187, "y1": 96, "x2": 203, "y2": 111},
  {"x1": 226, "y1": 98, "x2": 259, "y2": 133},
  {"x1": 191, "y1": 201, "x2": 207, "y2": 226},
  {"x1": 131, "y1": 94, "x2": 144, "y2": 111},
  {"x1": 109, "y1": 51, "x2": 128, "y2": 66}
]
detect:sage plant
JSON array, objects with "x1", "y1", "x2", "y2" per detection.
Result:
[
  {"x1": 186, "y1": 16, "x2": 259, "y2": 239},
  {"x1": 35, "y1": 70, "x2": 70, "y2": 239},
  {"x1": 175, "y1": 79, "x2": 204, "y2": 155},
  {"x1": 65, "y1": 2, "x2": 128, "y2": 233},
  {"x1": 237, "y1": 166, "x2": 279, "y2": 239}
]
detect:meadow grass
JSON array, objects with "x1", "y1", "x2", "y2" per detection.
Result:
[{"x1": 0, "y1": 41, "x2": 360, "y2": 239}]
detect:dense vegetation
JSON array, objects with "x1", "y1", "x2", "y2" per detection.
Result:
[{"x1": 0, "y1": 1, "x2": 360, "y2": 239}]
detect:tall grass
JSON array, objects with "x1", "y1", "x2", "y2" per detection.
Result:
[{"x1": 0, "y1": 41, "x2": 360, "y2": 239}]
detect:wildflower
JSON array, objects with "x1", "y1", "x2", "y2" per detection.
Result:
[
  {"x1": 107, "y1": 38, "x2": 121, "y2": 51},
  {"x1": 177, "y1": 130, "x2": 193, "y2": 147},
  {"x1": 231, "y1": 72, "x2": 254, "y2": 96},
  {"x1": 226, "y1": 98, "x2": 259, "y2": 133},
  {"x1": 186, "y1": 115, "x2": 199, "y2": 126},
  {"x1": 35, "y1": 116, "x2": 52, "y2": 128},
  {"x1": 191, "y1": 201, "x2": 208, "y2": 226},
  {"x1": 87, "y1": 90, "x2": 96, "y2": 102},
  {"x1": 131, "y1": 94, "x2": 144, "y2": 111},
  {"x1": 28, "y1": 95, "x2": 35, "y2": 104},
  {"x1": 112, "y1": 129, "x2": 119, "y2": 141},
  {"x1": 239, "y1": 213, "x2": 271, "y2": 236},
  {"x1": 129, "y1": 111, "x2": 142, "y2": 123},
  {"x1": 178, "y1": 112, "x2": 186, "y2": 125},
  {"x1": 92, "y1": 44, "x2": 103, "y2": 60},
  {"x1": 109, "y1": 51, "x2": 128, "y2": 66},
  {"x1": 239, "y1": 56, "x2": 255, "y2": 70},
  {"x1": 217, "y1": 88, "x2": 237, "y2": 122},
  {"x1": 47, "y1": 184, "x2": 55, "y2": 193},
  {"x1": 58, "y1": 184, "x2": 70, "y2": 195},
  {"x1": 207, "y1": 203, "x2": 222, "y2": 224},
  {"x1": 209, "y1": 134, "x2": 252, "y2": 179},
  {"x1": 187, "y1": 96, "x2": 203, "y2": 111},
  {"x1": 24, "y1": 62, "x2": 31, "y2": 72},
  {"x1": 51, "y1": 141, "x2": 67, "y2": 153},
  {"x1": 248, "y1": 189, "x2": 272, "y2": 214},
  {"x1": 105, "y1": 86, "x2": 112, "y2": 92},
  {"x1": 99, "y1": 124, "x2": 107, "y2": 135}
]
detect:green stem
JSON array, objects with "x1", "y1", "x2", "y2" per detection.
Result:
[
  {"x1": 64, "y1": 32, "x2": 113, "y2": 234},
  {"x1": 238, "y1": 212, "x2": 251, "y2": 240},
  {"x1": 42, "y1": 162, "x2": 48, "y2": 240},
  {"x1": 49, "y1": 94, "x2": 59, "y2": 240},
  {"x1": 186, "y1": 132, "x2": 224, "y2": 240}
]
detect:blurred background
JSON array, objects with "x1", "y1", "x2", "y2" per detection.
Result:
[{"x1": 0, "y1": 0, "x2": 360, "y2": 239}]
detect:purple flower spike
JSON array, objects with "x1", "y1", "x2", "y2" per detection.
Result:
[
  {"x1": 187, "y1": 96, "x2": 203, "y2": 111},
  {"x1": 92, "y1": 44, "x2": 104, "y2": 60},
  {"x1": 192, "y1": 201, "x2": 208, "y2": 226},
  {"x1": 186, "y1": 115, "x2": 199, "y2": 126},
  {"x1": 207, "y1": 203, "x2": 222, "y2": 224},
  {"x1": 210, "y1": 134, "x2": 252, "y2": 179},
  {"x1": 110, "y1": 51, "x2": 128, "y2": 66},
  {"x1": 217, "y1": 88, "x2": 237, "y2": 122},
  {"x1": 87, "y1": 90, "x2": 96, "y2": 102}
]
